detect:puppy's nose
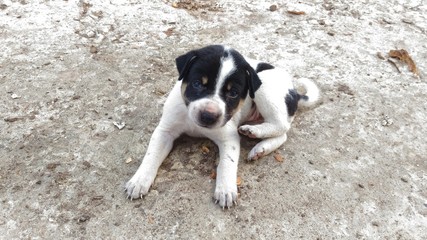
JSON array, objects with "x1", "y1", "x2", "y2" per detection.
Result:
[{"x1": 199, "y1": 110, "x2": 220, "y2": 126}]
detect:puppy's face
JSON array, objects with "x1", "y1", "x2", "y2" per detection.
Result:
[{"x1": 175, "y1": 45, "x2": 261, "y2": 129}]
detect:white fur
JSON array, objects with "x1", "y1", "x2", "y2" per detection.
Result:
[
  {"x1": 188, "y1": 97, "x2": 226, "y2": 128},
  {"x1": 215, "y1": 53, "x2": 235, "y2": 96},
  {"x1": 239, "y1": 68, "x2": 293, "y2": 159},
  {"x1": 125, "y1": 54, "x2": 319, "y2": 208},
  {"x1": 296, "y1": 78, "x2": 320, "y2": 107}
]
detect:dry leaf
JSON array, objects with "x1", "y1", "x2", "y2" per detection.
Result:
[
  {"x1": 147, "y1": 214, "x2": 154, "y2": 224},
  {"x1": 273, "y1": 152, "x2": 284, "y2": 162},
  {"x1": 210, "y1": 170, "x2": 216, "y2": 179},
  {"x1": 287, "y1": 10, "x2": 306, "y2": 15},
  {"x1": 163, "y1": 27, "x2": 175, "y2": 37},
  {"x1": 236, "y1": 176, "x2": 242, "y2": 186},
  {"x1": 389, "y1": 49, "x2": 419, "y2": 76},
  {"x1": 201, "y1": 145, "x2": 210, "y2": 154},
  {"x1": 171, "y1": 0, "x2": 220, "y2": 11}
]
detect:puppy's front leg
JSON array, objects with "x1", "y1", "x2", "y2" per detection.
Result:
[
  {"x1": 213, "y1": 133, "x2": 240, "y2": 208},
  {"x1": 125, "y1": 126, "x2": 177, "y2": 199}
]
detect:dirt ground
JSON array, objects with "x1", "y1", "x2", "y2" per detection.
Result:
[{"x1": 1, "y1": 0, "x2": 426, "y2": 239}]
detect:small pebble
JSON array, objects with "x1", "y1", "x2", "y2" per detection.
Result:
[
  {"x1": 269, "y1": 5, "x2": 278, "y2": 12},
  {"x1": 125, "y1": 157, "x2": 133, "y2": 164},
  {"x1": 11, "y1": 93, "x2": 21, "y2": 99},
  {"x1": 113, "y1": 121, "x2": 126, "y2": 130},
  {"x1": 90, "y1": 46, "x2": 98, "y2": 54},
  {"x1": 86, "y1": 30, "x2": 96, "y2": 38},
  {"x1": 77, "y1": 215, "x2": 90, "y2": 223}
]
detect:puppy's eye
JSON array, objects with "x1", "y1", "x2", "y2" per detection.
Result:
[
  {"x1": 192, "y1": 80, "x2": 204, "y2": 90},
  {"x1": 226, "y1": 89, "x2": 239, "y2": 99}
]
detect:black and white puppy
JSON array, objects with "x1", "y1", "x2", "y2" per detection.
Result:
[{"x1": 125, "y1": 45, "x2": 319, "y2": 208}]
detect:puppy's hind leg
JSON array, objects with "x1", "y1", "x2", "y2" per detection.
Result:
[
  {"x1": 239, "y1": 121, "x2": 290, "y2": 139},
  {"x1": 247, "y1": 133, "x2": 287, "y2": 161}
]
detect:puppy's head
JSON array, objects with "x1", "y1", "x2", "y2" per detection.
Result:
[{"x1": 175, "y1": 45, "x2": 262, "y2": 129}]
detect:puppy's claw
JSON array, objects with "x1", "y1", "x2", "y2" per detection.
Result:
[
  {"x1": 214, "y1": 190, "x2": 238, "y2": 209},
  {"x1": 248, "y1": 148, "x2": 265, "y2": 161}
]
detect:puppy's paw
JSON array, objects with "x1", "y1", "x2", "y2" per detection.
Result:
[
  {"x1": 214, "y1": 184, "x2": 238, "y2": 208},
  {"x1": 125, "y1": 174, "x2": 153, "y2": 200},
  {"x1": 238, "y1": 125, "x2": 259, "y2": 138},
  {"x1": 248, "y1": 146, "x2": 265, "y2": 161}
]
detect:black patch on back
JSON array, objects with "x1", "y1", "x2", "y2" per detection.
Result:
[
  {"x1": 256, "y1": 62, "x2": 275, "y2": 73},
  {"x1": 285, "y1": 89, "x2": 301, "y2": 116}
]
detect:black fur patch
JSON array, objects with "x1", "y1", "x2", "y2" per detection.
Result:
[
  {"x1": 228, "y1": 49, "x2": 262, "y2": 98},
  {"x1": 285, "y1": 89, "x2": 301, "y2": 116},
  {"x1": 175, "y1": 45, "x2": 224, "y2": 82},
  {"x1": 220, "y1": 68, "x2": 248, "y2": 122},
  {"x1": 176, "y1": 45, "x2": 224, "y2": 104},
  {"x1": 256, "y1": 62, "x2": 275, "y2": 73}
]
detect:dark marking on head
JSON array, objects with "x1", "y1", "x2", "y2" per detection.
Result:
[
  {"x1": 285, "y1": 89, "x2": 301, "y2": 116},
  {"x1": 215, "y1": 48, "x2": 263, "y2": 122},
  {"x1": 176, "y1": 54, "x2": 197, "y2": 81},
  {"x1": 175, "y1": 45, "x2": 225, "y2": 81},
  {"x1": 175, "y1": 45, "x2": 225, "y2": 104},
  {"x1": 256, "y1": 62, "x2": 275, "y2": 73},
  {"x1": 228, "y1": 49, "x2": 262, "y2": 99},
  {"x1": 223, "y1": 51, "x2": 262, "y2": 99},
  {"x1": 221, "y1": 73, "x2": 247, "y2": 122}
]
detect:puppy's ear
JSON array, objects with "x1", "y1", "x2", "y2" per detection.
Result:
[
  {"x1": 246, "y1": 67, "x2": 262, "y2": 99},
  {"x1": 175, "y1": 51, "x2": 198, "y2": 81},
  {"x1": 256, "y1": 62, "x2": 274, "y2": 73}
]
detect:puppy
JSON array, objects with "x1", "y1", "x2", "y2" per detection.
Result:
[{"x1": 125, "y1": 45, "x2": 319, "y2": 208}]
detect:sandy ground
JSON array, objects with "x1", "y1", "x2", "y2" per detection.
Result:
[{"x1": 1, "y1": 0, "x2": 426, "y2": 239}]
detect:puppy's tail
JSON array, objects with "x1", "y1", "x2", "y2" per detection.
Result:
[{"x1": 296, "y1": 78, "x2": 320, "y2": 107}]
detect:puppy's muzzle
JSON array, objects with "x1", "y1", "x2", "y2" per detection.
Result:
[{"x1": 198, "y1": 103, "x2": 222, "y2": 127}]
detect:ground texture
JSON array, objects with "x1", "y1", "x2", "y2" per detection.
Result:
[{"x1": 1, "y1": 0, "x2": 426, "y2": 239}]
